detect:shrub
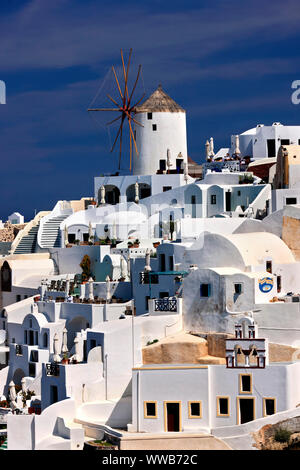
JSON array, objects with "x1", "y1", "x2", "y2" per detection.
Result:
[{"x1": 274, "y1": 427, "x2": 292, "y2": 443}]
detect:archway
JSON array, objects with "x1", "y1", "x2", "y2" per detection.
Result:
[
  {"x1": 126, "y1": 183, "x2": 151, "y2": 202},
  {"x1": 12, "y1": 368, "x2": 25, "y2": 387},
  {"x1": 184, "y1": 185, "x2": 202, "y2": 218},
  {"x1": 98, "y1": 185, "x2": 120, "y2": 205},
  {"x1": 207, "y1": 185, "x2": 224, "y2": 217}
]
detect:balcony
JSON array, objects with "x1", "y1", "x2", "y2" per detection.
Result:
[
  {"x1": 148, "y1": 297, "x2": 182, "y2": 315},
  {"x1": 154, "y1": 298, "x2": 178, "y2": 312}
]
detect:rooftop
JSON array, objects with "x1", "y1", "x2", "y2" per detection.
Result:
[{"x1": 135, "y1": 84, "x2": 185, "y2": 113}]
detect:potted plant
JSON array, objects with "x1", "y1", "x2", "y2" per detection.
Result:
[
  {"x1": 62, "y1": 353, "x2": 69, "y2": 365},
  {"x1": 133, "y1": 239, "x2": 140, "y2": 248},
  {"x1": 80, "y1": 255, "x2": 92, "y2": 281},
  {"x1": 153, "y1": 241, "x2": 160, "y2": 248}
]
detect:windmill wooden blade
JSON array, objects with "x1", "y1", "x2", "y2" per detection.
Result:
[
  {"x1": 128, "y1": 65, "x2": 142, "y2": 106},
  {"x1": 112, "y1": 66, "x2": 123, "y2": 100},
  {"x1": 110, "y1": 121, "x2": 123, "y2": 153},
  {"x1": 88, "y1": 49, "x2": 145, "y2": 172},
  {"x1": 88, "y1": 108, "x2": 119, "y2": 112},
  {"x1": 131, "y1": 93, "x2": 146, "y2": 110},
  {"x1": 128, "y1": 119, "x2": 138, "y2": 156},
  {"x1": 129, "y1": 130, "x2": 132, "y2": 171},
  {"x1": 124, "y1": 111, "x2": 143, "y2": 128},
  {"x1": 121, "y1": 48, "x2": 132, "y2": 102},
  {"x1": 106, "y1": 114, "x2": 122, "y2": 126},
  {"x1": 118, "y1": 117, "x2": 124, "y2": 170},
  {"x1": 106, "y1": 94, "x2": 120, "y2": 108}
]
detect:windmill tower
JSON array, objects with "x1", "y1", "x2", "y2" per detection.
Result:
[{"x1": 132, "y1": 85, "x2": 188, "y2": 176}]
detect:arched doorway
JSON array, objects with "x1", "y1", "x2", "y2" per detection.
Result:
[
  {"x1": 12, "y1": 368, "x2": 25, "y2": 386},
  {"x1": 126, "y1": 183, "x2": 151, "y2": 202},
  {"x1": 98, "y1": 185, "x2": 120, "y2": 205}
]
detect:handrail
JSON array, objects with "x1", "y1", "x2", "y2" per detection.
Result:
[
  {"x1": 10, "y1": 211, "x2": 50, "y2": 254},
  {"x1": 37, "y1": 201, "x2": 73, "y2": 249}
]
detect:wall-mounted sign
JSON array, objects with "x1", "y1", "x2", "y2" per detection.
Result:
[{"x1": 259, "y1": 277, "x2": 274, "y2": 293}]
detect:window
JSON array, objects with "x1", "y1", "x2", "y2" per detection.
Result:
[
  {"x1": 30, "y1": 350, "x2": 39, "y2": 362},
  {"x1": 68, "y1": 233, "x2": 75, "y2": 243},
  {"x1": 159, "y1": 160, "x2": 166, "y2": 171},
  {"x1": 263, "y1": 398, "x2": 276, "y2": 416},
  {"x1": 188, "y1": 401, "x2": 202, "y2": 418},
  {"x1": 83, "y1": 233, "x2": 89, "y2": 242},
  {"x1": 147, "y1": 112, "x2": 152, "y2": 120},
  {"x1": 29, "y1": 362, "x2": 36, "y2": 377},
  {"x1": 16, "y1": 295, "x2": 21, "y2": 302},
  {"x1": 281, "y1": 139, "x2": 290, "y2": 146},
  {"x1": 286, "y1": 197, "x2": 297, "y2": 205},
  {"x1": 152, "y1": 124, "x2": 157, "y2": 131},
  {"x1": 200, "y1": 284, "x2": 211, "y2": 297},
  {"x1": 266, "y1": 261, "x2": 272, "y2": 273},
  {"x1": 144, "y1": 401, "x2": 157, "y2": 418},
  {"x1": 211, "y1": 195, "x2": 216, "y2": 205},
  {"x1": 169, "y1": 256, "x2": 174, "y2": 271},
  {"x1": 24, "y1": 331, "x2": 27, "y2": 344},
  {"x1": 217, "y1": 397, "x2": 229, "y2": 416},
  {"x1": 234, "y1": 283, "x2": 243, "y2": 295},
  {"x1": 240, "y1": 374, "x2": 252, "y2": 393},
  {"x1": 277, "y1": 275, "x2": 282, "y2": 293},
  {"x1": 43, "y1": 332, "x2": 48, "y2": 348},
  {"x1": 163, "y1": 186, "x2": 172, "y2": 192},
  {"x1": 237, "y1": 190, "x2": 241, "y2": 196}
]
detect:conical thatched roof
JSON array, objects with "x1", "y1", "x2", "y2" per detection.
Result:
[{"x1": 135, "y1": 84, "x2": 185, "y2": 113}]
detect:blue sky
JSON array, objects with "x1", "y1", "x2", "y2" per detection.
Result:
[{"x1": 0, "y1": 0, "x2": 300, "y2": 220}]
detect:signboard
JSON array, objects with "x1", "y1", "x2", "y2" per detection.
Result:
[{"x1": 258, "y1": 277, "x2": 274, "y2": 293}]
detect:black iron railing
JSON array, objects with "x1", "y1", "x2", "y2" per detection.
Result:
[{"x1": 154, "y1": 298, "x2": 177, "y2": 312}]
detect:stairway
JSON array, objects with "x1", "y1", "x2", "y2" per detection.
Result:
[
  {"x1": 40, "y1": 215, "x2": 70, "y2": 249},
  {"x1": 14, "y1": 224, "x2": 39, "y2": 254}
]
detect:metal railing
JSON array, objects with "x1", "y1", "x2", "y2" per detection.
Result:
[{"x1": 154, "y1": 298, "x2": 177, "y2": 312}]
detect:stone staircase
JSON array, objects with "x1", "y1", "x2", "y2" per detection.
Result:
[
  {"x1": 13, "y1": 224, "x2": 40, "y2": 254},
  {"x1": 39, "y1": 215, "x2": 70, "y2": 249}
]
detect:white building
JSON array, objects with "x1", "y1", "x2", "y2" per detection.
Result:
[
  {"x1": 129, "y1": 322, "x2": 300, "y2": 433},
  {"x1": 229, "y1": 123, "x2": 300, "y2": 160},
  {"x1": 8, "y1": 213, "x2": 24, "y2": 225}
]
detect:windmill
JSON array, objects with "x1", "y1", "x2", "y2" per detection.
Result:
[{"x1": 88, "y1": 49, "x2": 145, "y2": 171}]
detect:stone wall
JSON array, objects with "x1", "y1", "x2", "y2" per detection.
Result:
[
  {"x1": 282, "y1": 215, "x2": 300, "y2": 261},
  {"x1": 0, "y1": 222, "x2": 26, "y2": 242}
]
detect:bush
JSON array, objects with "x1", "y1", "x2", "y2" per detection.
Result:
[{"x1": 274, "y1": 427, "x2": 292, "y2": 443}]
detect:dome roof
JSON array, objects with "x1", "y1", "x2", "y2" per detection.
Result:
[{"x1": 135, "y1": 84, "x2": 185, "y2": 113}]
